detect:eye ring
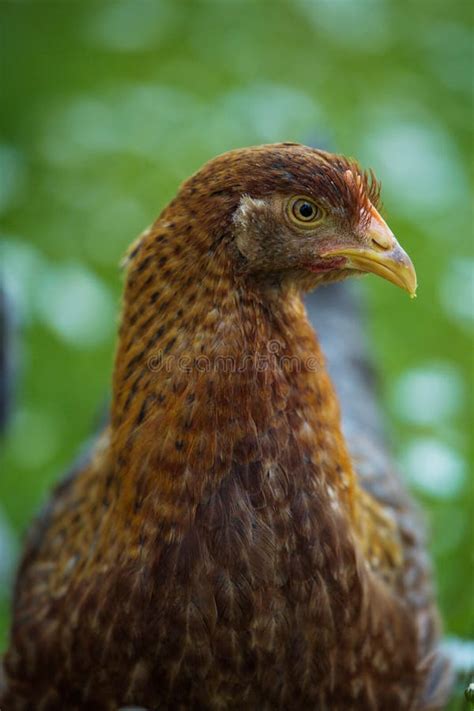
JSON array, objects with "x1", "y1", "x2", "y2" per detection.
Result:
[{"x1": 287, "y1": 196, "x2": 323, "y2": 226}]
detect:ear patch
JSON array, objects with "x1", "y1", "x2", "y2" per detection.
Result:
[{"x1": 232, "y1": 195, "x2": 268, "y2": 232}]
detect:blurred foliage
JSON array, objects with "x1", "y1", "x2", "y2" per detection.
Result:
[{"x1": 0, "y1": 0, "x2": 472, "y2": 699}]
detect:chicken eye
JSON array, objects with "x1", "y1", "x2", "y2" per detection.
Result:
[{"x1": 288, "y1": 197, "x2": 322, "y2": 226}]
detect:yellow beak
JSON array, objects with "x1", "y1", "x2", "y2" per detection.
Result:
[{"x1": 323, "y1": 207, "x2": 417, "y2": 297}]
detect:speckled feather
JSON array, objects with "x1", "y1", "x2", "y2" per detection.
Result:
[{"x1": 1, "y1": 144, "x2": 451, "y2": 710}]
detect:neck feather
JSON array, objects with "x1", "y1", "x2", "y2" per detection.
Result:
[{"x1": 110, "y1": 221, "x2": 358, "y2": 539}]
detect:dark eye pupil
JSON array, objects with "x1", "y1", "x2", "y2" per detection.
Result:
[{"x1": 299, "y1": 202, "x2": 314, "y2": 218}]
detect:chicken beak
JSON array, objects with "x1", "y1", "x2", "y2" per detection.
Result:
[{"x1": 323, "y1": 208, "x2": 418, "y2": 297}]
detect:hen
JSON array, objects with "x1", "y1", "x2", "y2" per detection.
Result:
[{"x1": 1, "y1": 143, "x2": 451, "y2": 710}]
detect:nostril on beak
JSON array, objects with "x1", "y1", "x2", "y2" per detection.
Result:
[
  {"x1": 367, "y1": 208, "x2": 395, "y2": 252},
  {"x1": 371, "y1": 236, "x2": 392, "y2": 251}
]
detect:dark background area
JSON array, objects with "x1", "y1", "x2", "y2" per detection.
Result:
[{"x1": 1, "y1": 0, "x2": 472, "y2": 701}]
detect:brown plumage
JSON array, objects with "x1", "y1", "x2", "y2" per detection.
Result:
[{"x1": 2, "y1": 143, "x2": 451, "y2": 710}]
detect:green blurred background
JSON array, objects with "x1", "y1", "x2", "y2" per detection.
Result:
[{"x1": 1, "y1": 0, "x2": 472, "y2": 700}]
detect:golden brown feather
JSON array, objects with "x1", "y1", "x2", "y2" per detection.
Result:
[{"x1": 1, "y1": 143, "x2": 451, "y2": 710}]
